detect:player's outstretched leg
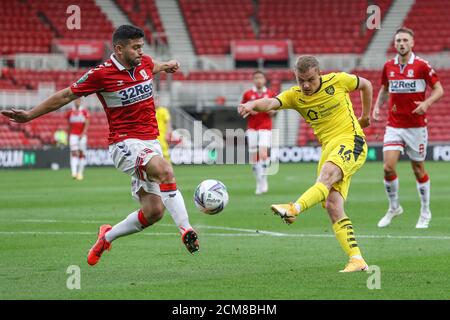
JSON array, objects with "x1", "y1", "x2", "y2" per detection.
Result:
[
  {"x1": 87, "y1": 210, "x2": 151, "y2": 266},
  {"x1": 87, "y1": 192, "x2": 165, "y2": 266},
  {"x1": 146, "y1": 156, "x2": 199, "y2": 254},
  {"x1": 272, "y1": 162, "x2": 339, "y2": 224},
  {"x1": 271, "y1": 181, "x2": 329, "y2": 224},
  {"x1": 272, "y1": 162, "x2": 341, "y2": 224}
]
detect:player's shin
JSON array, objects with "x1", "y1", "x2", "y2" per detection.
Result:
[
  {"x1": 104, "y1": 209, "x2": 150, "y2": 242},
  {"x1": 295, "y1": 182, "x2": 329, "y2": 212},
  {"x1": 159, "y1": 183, "x2": 192, "y2": 234},
  {"x1": 70, "y1": 156, "x2": 79, "y2": 177},
  {"x1": 416, "y1": 174, "x2": 430, "y2": 214},
  {"x1": 332, "y1": 217, "x2": 362, "y2": 259},
  {"x1": 78, "y1": 156, "x2": 86, "y2": 177},
  {"x1": 384, "y1": 175, "x2": 400, "y2": 209}
]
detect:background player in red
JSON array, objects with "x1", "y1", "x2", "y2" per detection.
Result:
[
  {"x1": 1, "y1": 25, "x2": 199, "y2": 264},
  {"x1": 373, "y1": 27, "x2": 444, "y2": 229},
  {"x1": 66, "y1": 98, "x2": 89, "y2": 180},
  {"x1": 241, "y1": 71, "x2": 276, "y2": 195}
]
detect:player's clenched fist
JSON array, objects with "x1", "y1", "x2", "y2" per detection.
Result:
[
  {"x1": 165, "y1": 60, "x2": 180, "y2": 73},
  {"x1": 237, "y1": 103, "x2": 254, "y2": 118},
  {"x1": 0, "y1": 108, "x2": 31, "y2": 123},
  {"x1": 358, "y1": 116, "x2": 370, "y2": 128}
]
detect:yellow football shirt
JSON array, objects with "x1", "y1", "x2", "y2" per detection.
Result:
[
  {"x1": 276, "y1": 72, "x2": 364, "y2": 145},
  {"x1": 156, "y1": 106, "x2": 171, "y2": 141}
]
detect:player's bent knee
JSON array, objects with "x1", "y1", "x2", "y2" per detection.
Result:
[
  {"x1": 146, "y1": 156, "x2": 175, "y2": 184},
  {"x1": 158, "y1": 163, "x2": 174, "y2": 184},
  {"x1": 383, "y1": 164, "x2": 396, "y2": 177}
]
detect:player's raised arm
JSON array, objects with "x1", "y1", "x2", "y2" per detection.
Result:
[
  {"x1": 152, "y1": 60, "x2": 180, "y2": 74},
  {"x1": 1, "y1": 87, "x2": 79, "y2": 123},
  {"x1": 412, "y1": 81, "x2": 444, "y2": 115},
  {"x1": 237, "y1": 97, "x2": 281, "y2": 118},
  {"x1": 355, "y1": 76, "x2": 373, "y2": 128},
  {"x1": 372, "y1": 84, "x2": 389, "y2": 121}
]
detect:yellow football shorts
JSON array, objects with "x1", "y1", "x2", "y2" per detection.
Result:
[{"x1": 317, "y1": 134, "x2": 367, "y2": 201}]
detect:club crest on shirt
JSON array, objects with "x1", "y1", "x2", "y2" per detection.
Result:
[
  {"x1": 139, "y1": 69, "x2": 150, "y2": 80},
  {"x1": 407, "y1": 69, "x2": 414, "y2": 78},
  {"x1": 325, "y1": 85, "x2": 335, "y2": 95}
]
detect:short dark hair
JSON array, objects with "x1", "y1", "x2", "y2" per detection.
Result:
[
  {"x1": 253, "y1": 70, "x2": 266, "y2": 77},
  {"x1": 295, "y1": 55, "x2": 320, "y2": 73},
  {"x1": 395, "y1": 27, "x2": 414, "y2": 38},
  {"x1": 112, "y1": 25, "x2": 144, "y2": 46}
]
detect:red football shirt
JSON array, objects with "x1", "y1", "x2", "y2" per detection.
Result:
[
  {"x1": 66, "y1": 107, "x2": 89, "y2": 135},
  {"x1": 70, "y1": 54, "x2": 159, "y2": 144},
  {"x1": 381, "y1": 53, "x2": 439, "y2": 128},
  {"x1": 241, "y1": 87, "x2": 276, "y2": 130}
]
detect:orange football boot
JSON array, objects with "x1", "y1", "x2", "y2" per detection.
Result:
[{"x1": 87, "y1": 224, "x2": 112, "y2": 266}]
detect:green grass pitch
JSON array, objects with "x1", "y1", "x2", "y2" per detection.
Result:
[{"x1": 0, "y1": 162, "x2": 449, "y2": 299}]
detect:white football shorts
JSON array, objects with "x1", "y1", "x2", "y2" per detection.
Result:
[
  {"x1": 109, "y1": 138, "x2": 163, "y2": 201},
  {"x1": 383, "y1": 126, "x2": 428, "y2": 161},
  {"x1": 69, "y1": 134, "x2": 87, "y2": 152},
  {"x1": 246, "y1": 129, "x2": 272, "y2": 153}
]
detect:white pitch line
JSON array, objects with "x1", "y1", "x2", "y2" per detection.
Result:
[
  {"x1": 1, "y1": 219, "x2": 449, "y2": 240},
  {"x1": 0, "y1": 230, "x2": 449, "y2": 240}
]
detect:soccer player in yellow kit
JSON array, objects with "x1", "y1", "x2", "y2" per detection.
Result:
[
  {"x1": 238, "y1": 56, "x2": 373, "y2": 272},
  {"x1": 156, "y1": 105, "x2": 172, "y2": 162}
]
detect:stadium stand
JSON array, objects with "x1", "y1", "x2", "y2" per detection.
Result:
[
  {"x1": 1, "y1": 0, "x2": 449, "y2": 149},
  {"x1": 6, "y1": 69, "x2": 88, "y2": 91},
  {"x1": 28, "y1": 0, "x2": 114, "y2": 41},
  {"x1": 0, "y1": 0, "x2": 54, "y2": 55},
  {"x1": 179, "y1": 0, "x2": 255, "y2": 55},
  {"x1": 0, "y1": 111, "x2": 109, "y2": 149},
  {"x1": 388, "y1": 0, "x2": 450, "y2": 53},
  {"x1": 179, "y1": 0, "x2": 392, "y2": 55},
  {"x1": 115, "y1": 0, "x2": 167, "y2": 44},
  {"x1": 258, "y1": 0, "x2": 393, "y2": 54}
]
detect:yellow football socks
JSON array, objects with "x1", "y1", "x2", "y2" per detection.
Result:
[
  {"x1": 295, "y1": 182, "x2": 329, "y2": 212},
  {"x1": 333, "y1": 217, "x2": 362, "y2": 258}
]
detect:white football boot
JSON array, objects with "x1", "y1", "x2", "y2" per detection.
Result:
[
  {"x1": 377, "y1": 206, "x2": 404, "y2": 228},
  {"x1": 415, "y1": 211, "x2": 431, "y2": 229}
]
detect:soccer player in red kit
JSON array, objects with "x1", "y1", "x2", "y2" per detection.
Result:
[
  {"x1": 241, "y1": 71, "x2": 276, "y2": 195},
  {"x1": 373, "y1": 27, "x2": 444, "y2": 229},
  {"x1": 1, "y1": 25, "x2": 199, "y2": 264},
  {"x1": 66, "y1": 98, "x2": 89, "y2": 180}
]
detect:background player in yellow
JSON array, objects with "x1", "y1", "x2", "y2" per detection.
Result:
[
  {"x1": 238, "y1": 56, "x2": 373, "y2": 272},
  {"x1": 155, "y1": 99, "x2": 173, "y2": 162}
]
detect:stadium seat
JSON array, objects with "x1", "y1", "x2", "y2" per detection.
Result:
[
  {"x1": 388, "y1": 0, "x2": 450, "y2": 54},
  {"x1": 115, "y1": 0, "x2": 167, "y2": 45}
]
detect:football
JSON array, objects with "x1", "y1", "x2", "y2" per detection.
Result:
[{"x1": 194, "y1": 179, "x2": 229, "y2": 214}]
